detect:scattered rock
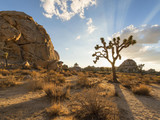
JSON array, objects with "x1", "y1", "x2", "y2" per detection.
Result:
[
  {"x1": 23, "y1": 61, "x2": 30, "y2": 69},
  {"x1": 71, "y1": 63, "x2": 82, "y2": 72},
  {"x1": 23, "y1": 75, "x2": 32, "y2": 81},
  {"x1": 48, "y1": 60, "x2": 63, "y2": 71}
]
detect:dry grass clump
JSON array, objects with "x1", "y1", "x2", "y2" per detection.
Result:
[
  {"x1": 152, "y1": 75, "x2": 160, "y2": 84},
  {"x1": 61, "y1": 70, "x2": 72, "y2": 77},
  {"x1": 0, "y1": 69, "x2": 10, "y2": 76},
  {"x1": 132, "y1": 84, "x2": 151, "y2": 96},
  {"x1": 9, "y1": 69, "x2": 22, "y2": 75},
  {"x1": 28, "y1": 70, "x2": 46, "y2": 91},
  {"x1": 29, "y1": 71, "x2": 45, "y2": 91},
  {"x1": 156, "y1": 79, "x2": 160, "y2": 84},
  {"x1": 143, "y1": 78, "x2": 150, "y2": 85},
  {"x1": 71, "y1": 89, "x2": 119, "y2": 120},
  {"x1": 118, "y1": 73, "x2": 141, "y2": 89},
  {"x1": 29, "y1": 79, "x2": 44, "y2": 91},
  {"x1": 120, "y1": 79, "x2": 133, "y2": 89},
  {"x1": 56, "y1": 73, "x2": 66, "y2": 83},
  {"x1": 77, "y1": 73, "x2": 92, "y2": 88},
  {"x1": 103, "y1": 74, "x2": 113, "y2": 81},
  {"x1": 46, "y1": 103, "x2": 67, "y2": 117},
  {"x1": 45, "y1": 72, "x2": 66, "y2": 84},
  {"x1": 43, "y1": 83, "x2": 70, "y2": 101},
  {"x1": 20, "y1": 70, "x2": 32, "y2": 75},
  {"x1": 86, "y1": 71, "x2": 94, "y2": 77},
  {"x1": 70, "y1": 70, "x2": 78, "y2": 75},
  {"x1": 0, "y1": 75, "x2": 21, "y2": 88}
]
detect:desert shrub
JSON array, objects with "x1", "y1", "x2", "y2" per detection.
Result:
[
  {"x1": 31, "y1": 71, "x2": 39, "y2": 77},
  {"x1": 132, "y1": 84, "x2": 151, "y2": 96},
  {"x1": 152, "y1": 76, "x2": 160, "y2": 84},
  {"x1": 121, "y1": 80, "x2": 133, "y2": 89},
  {"x1": 0, "y1": 69, "x2": 10, "y2": 76},
  {"x1": 71, "y1": 70, "x2": 78, "y2": 75},
  {"x1": 20, "y1": 70, "x2": 32, "y2": 75},
  {"x1": 29, "y1": 79, "x2": 44, "y2": 91},
  {"x1": 156, "y1": 79, "x2": 160, "y2": 84},
  {"x1": 48, "y1": 70, "x2": 57, "y2": 75},
  {"x1": 0, "y1": 76, "x2": 21, "y2": 88},
  {"x1": 43, "y1": 84, "x2": 70, "y2": 101},
  {"x1": 62, "y1": 70, "x2": 72, "y2": 77},
  {"x1": 56, "y1": 73, "x2": 66, "y2": 83},
  {"x1": 77, "y1": 73, "x2": 92, "y2": 88},
  {"x1": 28, "y1": 71, "x2": 45, "y2": 91},
  {"x1": 0, "y1": 73, "x2": 4, "y2": 79},
  {"x1": 32, "y1": 63, "x2": 44, "y2": 70},
  {"x1": 9, "y1": 69, "x2": 21, "y2": 75},
  {"x1": 118, "y1": 76, "x2": 132, "y2": 89},
  {"x1": 94, "y1": 73, "x2": 102, "y2": 78},
  {"x1": 46, "y1": 103, "x2": 64, "y2": 117},
  {"x1": 144, "y1": 78, "x2": 150, "y2": 85},
  {"x1": 118, "y1": 74, "x2": 141, "y2": 89},
  {"x1": 71, "y1": 89, "x2": 119, "y2": 120},
  {"x1": 104, "y1": 74, "x2": 113, "y2": 81},
  {"x1": 45, "y1": 72, "x2": 66, "y2": 84},
  {"x1": 87, "y1": 72, "x2": 94, "y2": 77}
]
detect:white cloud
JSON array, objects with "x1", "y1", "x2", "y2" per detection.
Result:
[
  {"x1": 40, "y1": 0, "x2": 96, "y2": 21},
  {"x1": 86, "y1": 18, "x2": 93, "y2": 25},
  {"x1": 65, "y1": 48, "x2": 69, "y2": 50},
  {"x1": 112, "y1": 24, "x2": 160, "y2": 44},
  {"x1": 139, "y1": 46, "x2": 151, "y2": 52},
  {"x1": 76, "y1": 35, "x2": 81, "y2": 40},
  {"x1": 107, "y1": 36, "x2": 112, "y2": 41},
  {"x1": 111, "y1": 24, "x2": 160, "y2": 64},
  {"x1": 86, "y1": 18, "x2": 96, "y2": 34}
]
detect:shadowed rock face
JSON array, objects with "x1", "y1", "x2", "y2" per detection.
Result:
[
  {"x1": 0, "y1": 11, "x2": 59, "y2": 67},
  {"x1": 118, "y1": 59, "x2": 138, "y2": 73}
]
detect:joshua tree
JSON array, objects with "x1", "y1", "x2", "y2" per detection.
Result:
[
  {"x1": 138, "y1": 64, "x2": 145, "y2": 74},
  {"x1": 138, "y1": 63, "x2": 145, "y2": 77},
  {"x1": 92, "y1": 35, "x2": 136, "y2": 82},
  {"x1": 4, "y1": 52, "x2": 8, "y2": 67}
]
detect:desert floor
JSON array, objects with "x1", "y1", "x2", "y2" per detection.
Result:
[{"x1": 0, "y1": 72, "x2": 160, "y2": 120}]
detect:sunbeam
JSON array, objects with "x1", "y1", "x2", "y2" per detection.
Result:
[
  {"x1": 115, "y1": 0, "x2": 132, "y2": 32},
  {"x1": 143, "y1": 1, "x2": 160, "y2": 24}
]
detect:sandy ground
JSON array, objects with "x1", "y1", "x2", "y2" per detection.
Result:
[
  {"x1": 0, "y1": 76, "x2": 160, "y2": 120},
  {"x1": 0, "y1": 81, "x2": 50, "y2": 120},
  {"x1": 115, "y1": 83, "x2": 160, "y2": 120}
]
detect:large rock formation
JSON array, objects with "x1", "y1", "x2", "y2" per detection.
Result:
[
  {"x1": 0, "y1": 11, "x2": 59, "y2": 68},
  {"x1": 117, "y1": 59, "x2": 138, "y2": 73}
]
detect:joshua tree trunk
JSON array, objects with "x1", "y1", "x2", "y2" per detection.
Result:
[
  {"x1": 112, "y1": 63, "x2": 118, "y2": 82},
  {"x1": 5, "y1": 58, "x2": 8, "y2": 67}
]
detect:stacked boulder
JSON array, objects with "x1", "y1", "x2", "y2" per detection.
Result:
[
  {"x1": 0, "y1": 11, "x2": 60, "y2": 69},
  {"x1": 118, "y1": 59, "x2": 138, "y2": 73}
]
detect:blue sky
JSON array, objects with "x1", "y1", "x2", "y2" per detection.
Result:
[{"x1": 1, "y1": 0, "x2": 160, "y2": 71}]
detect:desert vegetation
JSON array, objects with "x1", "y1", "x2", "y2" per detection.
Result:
[{"x1": 0, "y1": 66, "x2": 160, "y2": 120}]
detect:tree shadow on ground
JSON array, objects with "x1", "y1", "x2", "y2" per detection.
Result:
[
  {"x1": 113, "y1": 83, "x2": 134, "y2": 120},
  {"x1": 150, "y1": 84, "x2": 160, "y2": 90},
  {"x1": 0, "y1": 96, "x2": 50, "y2": 120},
  {"x1": 0, "y1": 82, "x2": 31, "y2": 98},
  {"x1": 133, "y1": 93, "x2": 160, "y2": 118}
]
